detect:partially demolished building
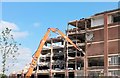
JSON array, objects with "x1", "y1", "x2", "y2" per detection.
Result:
[
  {"x1": 33, "y1": 8, "x2": 120, "y2": 77},
  {"x1": 16, "y1": 9, "x2": 120, "y2": 78}
]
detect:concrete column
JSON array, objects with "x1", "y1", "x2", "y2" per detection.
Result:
[
  {"x1": 84, "y1": 19, "x2": 88, "y2": 77},
  {"x1": 50, "y1": 40, "x2": 53, "y2": 78},
  {"x1": 104, "y1": 13, "x2": 108, "y2": 76},
  {"x1": 75, "y1": 20, "x2": 78, "y2": 77},
  {"x1": 15, "y1": 73, "x2": 17, "y2": 78},
  {"x1": 65, "y1": 24, "x2": 69, "y2": 78},
  {"x1": 34, "y1": 73, "x2": 37, "y2": 78}
]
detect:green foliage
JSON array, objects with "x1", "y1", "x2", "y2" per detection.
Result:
[
  {"x1": 0, "y1": 74, "x2": 7, "y2": 78},
  {"x1": 0, "y1": 28, "x2": 20, "y2": 75}
]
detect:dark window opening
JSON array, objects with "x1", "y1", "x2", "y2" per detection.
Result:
[
  {"x1": 88, "y1": 58, "x2": 104, "y2": 67},
  {"x1": 112, "y1": 12, "x2": 120, "y2": 23},
  {"x1": 39, "y1": 66, "x2": 49, "y2": 70}
]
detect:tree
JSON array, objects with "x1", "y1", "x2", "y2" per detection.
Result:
[{"x1": 0, "y1": 28, "x2": 20, "y2": 76}]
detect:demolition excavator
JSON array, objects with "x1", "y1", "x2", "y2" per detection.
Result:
[{"x1": 25, "y1": 28, "x2": 85, "y2": 78}]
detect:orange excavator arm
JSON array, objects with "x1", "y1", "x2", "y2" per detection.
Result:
[{"x1": 25, "y1": 28, "x2": 85, "y2": 78}]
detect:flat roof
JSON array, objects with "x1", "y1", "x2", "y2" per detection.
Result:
[
  {"x1": 94, "y1": 8, "x2": 120, "y2": 16},
  {"x1": 68, "y1": 8, "x2": 120, "y2": 27}
]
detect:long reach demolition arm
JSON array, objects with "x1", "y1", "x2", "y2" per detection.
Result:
[{"x1": 25, "y1": 28, "x2": 85, "y2": 78}]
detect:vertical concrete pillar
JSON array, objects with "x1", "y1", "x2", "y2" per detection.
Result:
[
  {"x1": 104, "y1": 13, "x2": 108, "y2": 76},
  {"x1": 50, "y1": 39, "x2": 53, "y2": 78},
  {"x1": 75, "y1": 20, "x2": 78, "y2": 77},
  {"x1": 84, "y1": 19, "x2": 88, "y2": 77},
  {"x1": 15, "y1": 73, "x2": 17, "y2": 78},
  {"x1": 34, "y1": 73, "x2": 37, "y2": 78},
  {"x1": 65, "y1": 24, "x2": 69, "y2": 78}
]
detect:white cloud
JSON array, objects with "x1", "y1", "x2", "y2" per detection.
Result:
[
  {"x1": 33, "y1": 22, "x2": 40, "y2": 28},
  {"x1": 0, "y1": 20, "x2": 19, "y2": 31},
  {"x1": 9, "y1": 47, "x2": 32, "y2": 74},
  {"x1": 0, "y1": 20, "x2": 32, "y2": 75},
  {"x1": 0, "y1": 47, "x2": 32, "y2": 75},
  {"x1": 0, "y1": 20, "x2": 29, "y2": 39}
]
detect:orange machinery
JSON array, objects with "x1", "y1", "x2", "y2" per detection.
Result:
[{"x1": 25, "y1": 28, "x2": 85, "y2": 78}]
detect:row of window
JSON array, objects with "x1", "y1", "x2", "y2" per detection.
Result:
[
  {"x1": 88, "y1": 70, "x2": 120, "y2": 76},
  {"x1": 109, "y1": 70, "x2": 120, "y2": 76},
  {"x1": 108, "y1": 55, "x2": 120, "y2": 65}
]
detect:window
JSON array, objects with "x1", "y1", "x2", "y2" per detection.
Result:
[
  {"x1": 109, "y1": 55, "x2": 120, "y2": 65},
  {"x1": 112, "y1": 12, "x2": 120, "y2": 23},
  {"x1": 86, "y1": 32, "x2": 94, "y2": 41},
  {"x1": 109, "y1": 70, "x2": 120, "y2": 76},
  {"x1": 91, "y1": 15, "x2": 104, "y2": 27},
  {"x1": 113, "y1": 16, "x2": 120, "y2": 22}
]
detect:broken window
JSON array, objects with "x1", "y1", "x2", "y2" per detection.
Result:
[
  {"x1": 86, "y1": 32, "x2": 94, "y2": 41},
  {"x1": 112, "y1": 12, "x2": 120, "y2": 23}
]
